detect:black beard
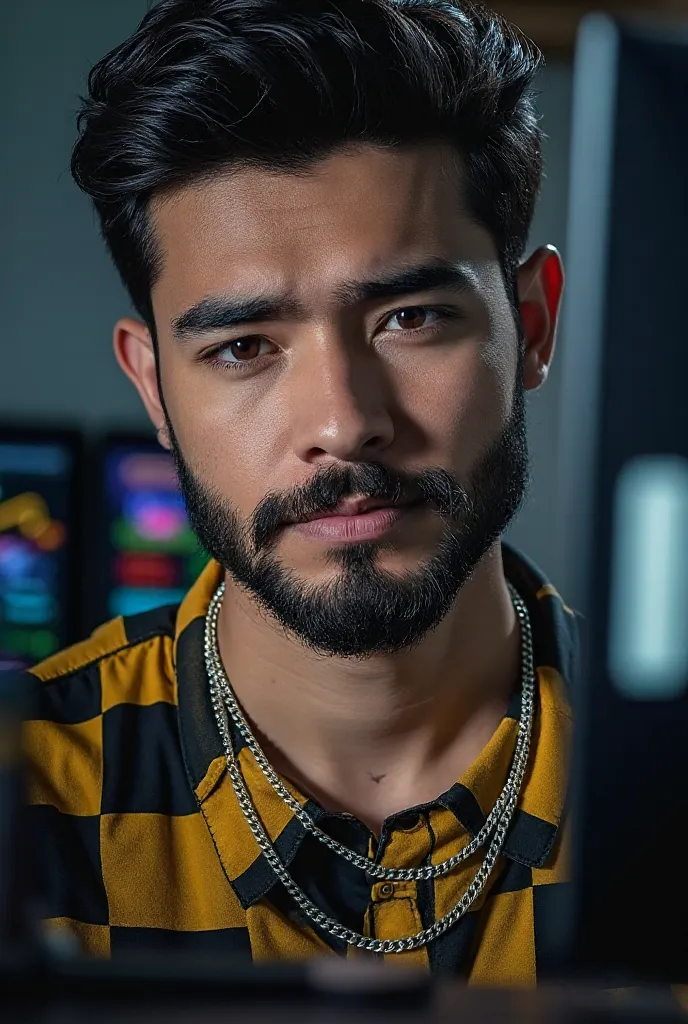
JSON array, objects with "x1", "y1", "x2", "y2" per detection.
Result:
[{"x1": 167, "y1": 381, "x2": 529, "y2": 660}]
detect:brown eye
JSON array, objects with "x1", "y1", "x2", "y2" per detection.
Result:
[
  {"x1": 384, "y1": 307, "x2": 440, "y2": 332},
  {"x1": 216, "y1": 336, "x2": 269, "y2": 365},
  {"x1": 231, "y1": 338, "x2": 262, "y2": 361}
]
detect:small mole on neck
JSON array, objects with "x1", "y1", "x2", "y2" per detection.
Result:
[{"x1": 369, "y1": 773, "x2": 386, "y2": 784}]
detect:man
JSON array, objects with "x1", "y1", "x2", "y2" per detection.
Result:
[{"x1": 24, "y1": 0, "x2": 576, "y2": 982}]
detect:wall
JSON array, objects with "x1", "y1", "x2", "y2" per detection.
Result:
[
  {"x1": 507, "y1": 64, "x2": 573, "y2": 589},
  {"x1": 0, "y1": 0, "x2": 574, "y2": 593}
]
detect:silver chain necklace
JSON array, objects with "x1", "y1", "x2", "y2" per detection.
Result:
[{"x1": 205, "y1": 580, "x2": 535, "y2": 953}]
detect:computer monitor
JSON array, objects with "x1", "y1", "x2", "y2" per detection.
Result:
[
  {"x1": 0, "y1": 426, "x2": 82, "y2": 672},
  {"x1": 547, "y1": 14, "x2": 688, "y2": 983},
  {"x1": 91, "y1": 433, "x2": 208, "y2": 629}
]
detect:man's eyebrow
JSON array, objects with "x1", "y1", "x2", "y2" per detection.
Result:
[
  {"x1": 334, "y1": 259, "x2": 476, "y2": 306},
  {"x1": 171, "y1": 294, "x2": 303, "y2": 342},
  {"x1": 170, "y1": 260, "x2": 475, "y2": 342}
]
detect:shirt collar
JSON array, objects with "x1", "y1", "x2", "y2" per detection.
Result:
[{"x1": 174, "y1": 543, "x2": 578, "y2": 910}]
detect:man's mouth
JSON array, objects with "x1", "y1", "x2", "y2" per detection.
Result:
[{"x1": 289, "y1": 496, "x2": 420, "y2": 525}]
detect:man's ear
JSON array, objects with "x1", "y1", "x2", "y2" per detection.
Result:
[
  {"x1": 113, "y1": 318, "x2": 170, "y2": 449},
  {"x1": 517, "y1": 244, "x2": 565, "y2": 392}
]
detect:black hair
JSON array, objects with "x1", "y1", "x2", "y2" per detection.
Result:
[{"x1": 71, "y1": 0, "x2": 544, "y2": 330}]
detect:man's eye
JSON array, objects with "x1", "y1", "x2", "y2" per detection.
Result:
[
  {"x1": 213, "y1": 336, "x2": 272, "y2": 368},
  {"x1": 383, "y1": 307, "x2": 443, "y2": 331},
  {"x1": 202, "y1": 335, "x2": 275, "y2": 374}
]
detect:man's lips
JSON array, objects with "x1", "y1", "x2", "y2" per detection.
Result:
[{"x1": 287, "y1": 496, "x2": 419, "y2": 526}]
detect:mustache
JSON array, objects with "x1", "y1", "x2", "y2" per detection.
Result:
[{"x1": 250, "y1": 462, "x2": 470, "y2": 551}]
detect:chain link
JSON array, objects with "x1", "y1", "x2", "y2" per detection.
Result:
[
  {"x1": 205, "y1": 580, "x2": 535, "y2": 953},
  {"x1": 205, "y1": 581, "x2": 535, "y2": 882}
]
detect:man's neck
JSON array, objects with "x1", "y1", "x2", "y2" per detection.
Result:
[{"x1": 216, "y1": 541, "x2": 520, "y2": 834}]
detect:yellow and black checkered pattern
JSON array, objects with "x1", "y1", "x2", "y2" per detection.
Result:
[{"x1": 22, "y1": 543, "x2": 578, "y2": 983}]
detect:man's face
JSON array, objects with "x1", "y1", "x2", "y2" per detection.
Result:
[{"x1": 146, "y1": 144, "x2": 529, "y2": 658}]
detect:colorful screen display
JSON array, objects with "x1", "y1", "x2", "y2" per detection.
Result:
[
  {"x1": 103, "y1": 441, "x2": 208, "y2": 619},
  {"x1": 0, "y1": 439, "x2": 77, "y2": 672}
]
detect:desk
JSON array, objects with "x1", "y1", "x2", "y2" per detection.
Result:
[{"x1": 2, "y1": 956, "x2": 686, "y2": 1023}]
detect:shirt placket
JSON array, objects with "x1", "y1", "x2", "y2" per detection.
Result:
[{"x1": 367, "y1": 816, "x2": 433, "y2": 970}]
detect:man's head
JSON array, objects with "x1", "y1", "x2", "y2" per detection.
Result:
[{"x1": 72, "y1": 0, "x2": 564, "y2": 658}]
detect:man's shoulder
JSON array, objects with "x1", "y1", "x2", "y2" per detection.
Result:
[
  {"x1": 22, "y1": 603, "x2": 194, "y2": 915},
  {"x1": 25, "y1": 603, "x2": 180, "y2": 724}
]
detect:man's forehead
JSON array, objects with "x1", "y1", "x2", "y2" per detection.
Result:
[
  {"x1": 151, "y1": 143, "x2": 480, "y2": 244},
  {"x1": 149, "y1": 144, "x2": 499, "y2": 310}
]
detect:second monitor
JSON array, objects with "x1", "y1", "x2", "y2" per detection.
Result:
[{"x1": 93, "y1": 433, "x2": 208, "y2": 627}]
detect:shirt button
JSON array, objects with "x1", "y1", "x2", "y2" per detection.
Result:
[{"x1": 379, "y1": 882, "x2": 395, "y2": 897}]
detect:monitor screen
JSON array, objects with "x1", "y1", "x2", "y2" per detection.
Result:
[
  {"x1": 0, "y1": 428, "x2": 81, "y2": 672},
  {"x1": 547, "y1": 15, "x2": 688, "y2": 983},
  {"x1": 99, "y1": 437, "x2": 208, "y2": 622}
]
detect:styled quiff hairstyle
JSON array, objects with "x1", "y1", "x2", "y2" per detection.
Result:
[{"x1": 71, "y1": 0, "x2": 544, "y2": 329}]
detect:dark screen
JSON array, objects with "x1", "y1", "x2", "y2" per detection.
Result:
[{"x1": 550, "y1": 16, "x2": 688, "y2": 983}]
